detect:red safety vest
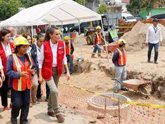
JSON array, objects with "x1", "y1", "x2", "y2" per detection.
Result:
[
  {"x1": 117, "y1": 48, "x2": 126, "y2": 65},
  {"x1": 12, "y1": 54, "x2": 31, "y2": 91},
  {"x1": 95, "y1": 33, "x2": 102, "y2": 44},
  {"x1": 0, "y1": 42, "x2": 14, "y2": 74},
  {"x1": 42, "y1": 40, "x2": 65, "y2": 80}
]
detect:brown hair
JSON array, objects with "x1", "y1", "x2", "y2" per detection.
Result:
[
  {"x1": 0, "y1": 29, "x2": 10, "y2": 42},
  {"x1": 44, "y1": 27, "x2": 59, "y2": 41}
]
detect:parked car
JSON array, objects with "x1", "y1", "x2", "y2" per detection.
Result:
[{"x1": 122, "y1": 13, "x2": 137, "y2": 22}]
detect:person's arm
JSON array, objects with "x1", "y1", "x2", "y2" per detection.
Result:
[
  {"x1": 112, "y1": 50, "x2": 119, "y2": 65},
  {"x1": 6, "y1": 55, "x2": 20, "y2": 79},
  {"x1": 146, "y1": 27, "x2": 149, "y2": 44},
  {"x1": 159, "y1": 28, "x2": 163, "y2": 45},
  {"x1": 0, "y1": 77, "x2": 2, "y2": 88},
  {"x1": 70, "y1": 41, "x2": 74, "y2": 55},
  {"x1": 6, "y1": 55, "x2": 29, "y2": 79},
  {"x1": 63, "y1": 42, "x2": 70, "y2": 80},
  {"x1": 38, "y1": 45, "x2": 44, "y2": 84},
  {"x1": 0, "y1": 57, "x2": 5, "y2": 81}
]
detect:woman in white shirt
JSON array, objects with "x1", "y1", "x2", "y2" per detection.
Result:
[{"x1": 0, "y1": 29, "x2": 14, "y2": 110}]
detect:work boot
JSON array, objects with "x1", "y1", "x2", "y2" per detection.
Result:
[
  {"x1": 98, "y1": 53, "x2": 102, "y2": 58},
  {"x1": 91, "y1": 54, "x2": 96, "y2": 58},
  {"x1": 56, "y1": 114, "x2": 65, "y2": 123},
  {"x1": 47, "y1": 112, "x2": 56, "y2": 117}
]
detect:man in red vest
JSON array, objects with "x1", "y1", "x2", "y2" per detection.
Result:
[
  {"x1": 38, "y1": 27, "x2": 70, "y2": 123},
  {"x1": 112, "y1": 39, "x2": 128, "y2": 93}
]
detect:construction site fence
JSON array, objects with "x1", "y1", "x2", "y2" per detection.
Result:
[{"x1": 59, "y1": 83, "x2": 165, "y2": 124}]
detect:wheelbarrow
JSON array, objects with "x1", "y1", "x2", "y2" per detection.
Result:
[
  {"x1": 115, "y1": 79, "x2": 151, "y2": 97},
  {"x1": 103, "y1": 42, "x2": 119, "y2": 53}
]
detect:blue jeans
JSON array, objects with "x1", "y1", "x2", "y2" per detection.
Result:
[
  {"x1": 11, "y1": 89, "x2": 30, "y2": 124},
  {"x1": 114, "y1": 66, "x2": 127, "y2": 91},
  {"x1": 66, "y1": 55, "x2": 74, "y2": 74},
  {"x1": 148, "y1": 43, "x2": 159, "y2": 62},
  {"x1": 93, "y1": 44, "x2": 101, "y2": 53}
]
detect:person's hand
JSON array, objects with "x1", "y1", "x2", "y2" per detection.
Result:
[
  {"x1": 0, "y1": 78, "x2": 2, "y2": 88},
  {"x1": 30, "y1": 69, "x2": 35, "y2": 75},
  {"x1": 20, "y1": 71, "x2": 29, "y2": 77},
  {"x1": 66, "y1": 71, "x2": 70, "y2": 81},
  {"x1": 38, "y1": 75, "x2": 44, "y2": 84},
  {"x1": 145, "y1": 42, "x2": 148, "y2": 47},
  {"x1": 1, "y1": 72, "x2": 5, "y2": 81},
  {"x1": 160, "y1": 42, "x2": 163, "y2": 46}
]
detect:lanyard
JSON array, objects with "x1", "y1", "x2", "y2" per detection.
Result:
[{"x1": 153, "y1": 26, "x2": 157, "y2": 33}]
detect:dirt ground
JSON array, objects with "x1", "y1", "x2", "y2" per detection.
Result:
[{"x1": 60, "y1": 36, "x2": 165, "y2": 106}]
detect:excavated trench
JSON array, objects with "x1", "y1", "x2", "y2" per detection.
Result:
[{"x1": 73, "y1": 60, "x2": 165, "y2": 100}]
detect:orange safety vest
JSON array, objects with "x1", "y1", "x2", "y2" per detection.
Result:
[
  {"x1": 12, "y1": 54, "x2": 31, "y2": 91},
  {"x1": 95, "y1": 33, "x2": 102, "y2": 44},
  {"x1": 117, "y1": 48, "x2": 126, "y2": 65},
  {"x1": 65, "y1": 43, "x2": 71, "y2": 55}
]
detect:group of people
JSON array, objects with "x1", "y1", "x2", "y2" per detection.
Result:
[
  {"x1": 91, "y1": 18, "x2": 162, "y2": 93},
  {"x1": 0, "y1": 27, "x2": 75, "y2": 124},
  {"x1": 0, "y1": 17, "x2": 162, "y2": 123}
]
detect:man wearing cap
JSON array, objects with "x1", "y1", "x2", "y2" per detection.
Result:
[
  {"x1": 64, "y1": 36, "x2": 74, "y2": 74},
  {"x1": 91, "y1": 26, "x2": 103, "y2": 58},
  {"x1": 146, "y1": 18, "x2": 163, "y2": 64},
  {"x1": 112, "y1": 39, "x2": 128, "y2": 93}
]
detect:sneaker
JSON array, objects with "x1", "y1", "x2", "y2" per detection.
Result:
[
  {"x1": 154, "y1": 61, "x2": 158, "y2": 64},
  {"x1": 56, "y1": 114, "x2": 65, "y2": 123},
  {"x1": 147, "y1": 60, "x2": 152, "y2": 63}
]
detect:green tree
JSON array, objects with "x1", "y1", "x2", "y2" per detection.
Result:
[
  {"x1": 20, "y1": 0, "x2": 51, "y2": 8},
  {"x1": 0, "y1": 0, "x2": 22, "y2": 20},
  {"x1": 75, "y1": 0, "x2": 85, "y2": 5},
  {"x1": 97, "y1": 3, "x2": 107, "y2": 14},
  {"x1": 127, "y1": 0, "x2": 165, "y2": 15}
]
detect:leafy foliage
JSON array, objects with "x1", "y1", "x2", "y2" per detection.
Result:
[
  {"x1": 97, "y1": 3, "x2": 107, "y2": 14},
  {"x1": 0, "y1": 0, "x2": 22, "y2": 20}
]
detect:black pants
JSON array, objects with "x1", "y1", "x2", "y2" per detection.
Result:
[
  {"x1": 11, "y1": 89, "x2": 30, "y2": 124},
  {"x1": 0, "y1": 76, "x2": 9, "y2": 107},
  {"x1": 36, "y1": 83, "x2": 50, "y2": 100}
]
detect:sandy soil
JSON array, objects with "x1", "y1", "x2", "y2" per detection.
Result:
[{"x1": 60, "y1": 36, "x2": 165, "y2": 106}]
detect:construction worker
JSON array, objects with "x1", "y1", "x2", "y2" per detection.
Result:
[
  {"x1": 64, "y1": 36, "x2": 74, "y2": 74},
  {"x1": 91, "y1": 25, "x2": 103, "y2": 58},
  {"x1": 112, "y1": 39, "x2": 128, "y2": 93},
  {"x1": 38, "y1": 27, "x2": 70, "y2": 123},
  {"x1": 0, "y1": 28, "x2": 14, "y2": 111},
  {"x1": 6, "y1": 36, "x2": 33, "y2": 124},
  {"x1": 22, "y1": 33, "x2": 39, "y2": 105},
  {"x1": 108, "y1": 24, "x2": 118, "y2": 43},
  {"x1": 146, "y1": 18, "x2": 162, "y2": 64}
]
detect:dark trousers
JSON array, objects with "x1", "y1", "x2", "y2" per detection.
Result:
[
  {"x1": 36, "y1": 83, "x2": 50, "y2": 100},
  {"x1": 0, "y1": 76, "x2": 9, "y2": 107},
  {"x1": 148, "y1": 43, "x2": 159, "y2": 62},
  {"x1": 11, "y1": 89, "x2": 30, "y2": 124},
  {"x1": 66, "y1": 55, "x2": 74, "y2": 74}
]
